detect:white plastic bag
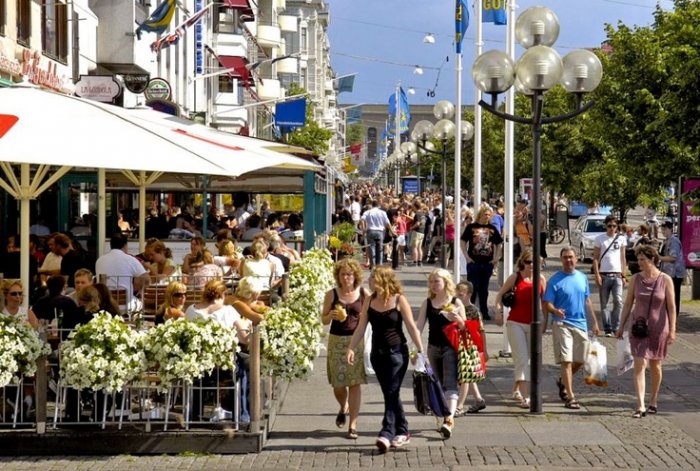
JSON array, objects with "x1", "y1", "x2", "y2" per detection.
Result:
[
  {"x1": 616, "y1": 332, "x2": 634, "y2": 376},
  {"x1": 363, "y1": 323, "x2": 375, "y2": 375},
  {"x1": 584, "y1": 338, "x2": 608, "y2": 387}
]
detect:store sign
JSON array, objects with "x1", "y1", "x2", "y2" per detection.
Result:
[
  {"x1": 0, "y1": 41, "x2": 69, "y2": 92},
  {"x1": 124, "y1": 73, "x2": 150, "y2": 94},
  {"x1": 75, "y1": 75, "x2": 121, "y2": 102},
  {"x1": 144, "y1": 77, "x2": 172, "y2": 101},
  {"x1": 680, "y1": 176, "x2": 700, "y2": 269}
]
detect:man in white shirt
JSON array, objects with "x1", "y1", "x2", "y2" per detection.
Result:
[
  {"x1": 95, "y1": 233, "x2": 149, "y2": 313},
  {"x1": 592, "y1": 215, "x2": 627, "y2": 336},
  {"x1": 361, "y1": 199, "x2": 394, "y2": 269},
  {"x1": 350, "y1": 196, "x2": 362, "y2": 227}
]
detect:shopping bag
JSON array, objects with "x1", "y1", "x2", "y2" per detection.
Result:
[
  {"x1": 465, "y1": 319, "x2": 484, "y2": 353},
  {"x1": 584, "y1": 338, "x2": 608, "y2": 387},
  {"x1": 616, "y1": 332, "x2": 634, "y2": 376},
  {"x1": 413, "y1": 354, "x2": 450, "y2": 416},
  {"x1": 458, "y1": 340, "x2": 486, "y2": 384}
]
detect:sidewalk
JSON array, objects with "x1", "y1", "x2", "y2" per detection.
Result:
[{"x1": 260, "y1": 258, "x2": 700, "y2": 469}]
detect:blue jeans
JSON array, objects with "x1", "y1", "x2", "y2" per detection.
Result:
[
  {"x1": 467, "y1": 261, "x2": 494, "y2": 318},
  {"x1": 427, "y1": 344, "x2": 459, "y2": 401},
  {"x1": 371, "y1": 345, "x2": 409, "y2": 440},
  {"x1": 599, "y1": 275, "x2": 623, "y2": 332},
  {"x1": 366, "y1": 230, "x2": 384, "y2": 267}
]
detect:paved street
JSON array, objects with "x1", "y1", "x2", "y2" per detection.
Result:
[{"x1": 2, "y1": 229, "x2": 700, "y2": 470}]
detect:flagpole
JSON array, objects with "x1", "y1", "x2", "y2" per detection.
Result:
[
  {"x1": 474, "y1": 0, "x2": 483, "y2": 207},
  {"x1": 395, "y1": 83, "x2": 401, "y2": 193},
  {"x1": 500, "y1": 0, "x2": 517, "y2": 359},
  {"x1": 453, "y1": 0, "x2": 464, "y2": 283}
]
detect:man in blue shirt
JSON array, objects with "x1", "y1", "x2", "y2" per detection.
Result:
[{"x1": 544, "y1": 247, "x2": 600, "y2": 410}]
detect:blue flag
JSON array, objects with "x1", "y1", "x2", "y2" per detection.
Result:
[
  {"x1": 388, "y1": 87, "x2": 410, "y2": 138},
  {"x1": 482, "y1": 0, "x2": 507, "y2": 25},
  {"x1": 455, "y1": 0, "x2": 469, "y2": 54},
  {"x1": 346, "y1": 106, "x2": 362, "y2": 125},
  {"x1": 136, "y1": 0, "x2": 178, "y2": 39},
  {"x1": 337, "y1": 75, "x2": 355, "y2": 93}
]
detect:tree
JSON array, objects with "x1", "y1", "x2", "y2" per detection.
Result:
[{"x1": 283, "y1": 83, "x2": 333, "y2": 156}]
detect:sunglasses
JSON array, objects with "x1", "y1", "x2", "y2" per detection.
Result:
[
  {"x1": 523, "y1": 260, "x2": 533, "y2": 265},
  {"x1": 7, "y1": 291, "x2": 23, "y2": 296},
  {"x1": 607, "y1": 224, "x2": 617, "y2": 228},
  {"x1": 173, "y1": 292, "x2": 187, "y2": 298}
]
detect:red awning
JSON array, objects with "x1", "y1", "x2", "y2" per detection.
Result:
[
  {"x1": 224, "y1": 0, "x2": 254, "y2": 17},
  {"x1": 217, "y1": 55, "x2": 250, "y2": 85}
]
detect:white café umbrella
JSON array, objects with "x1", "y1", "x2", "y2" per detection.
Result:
[{"x1": 0, "y1": 86, "x2": 319, "y2": 307}]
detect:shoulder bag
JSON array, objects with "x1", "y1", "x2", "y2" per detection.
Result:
[
  {"x1": 631, "y1": 275, "x2": 660, "y2": 339},
  {"x1": 501, "y1": 272, "x2": 521, "y2": 308}
]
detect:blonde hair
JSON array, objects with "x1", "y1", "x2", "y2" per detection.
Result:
[
  {"x1": 157, "y1": 281, "x2": 187, "y2": 317},
  {"x1": 428, "y1": 268, "x2": 456, "y2": 299},
  {"x1": 219, "y1": 240, "x2": 237, "y2": 257},
  {"x1": 236, "y1": 277, "x2": 261, "y2": 301},
  {"x1": 333, "y1": 258, "x2": 363, "y2": 289},
  {"x1": 2, "y1": 279, "x2": 22, "y2": 296},
  {"x1": 475, "y1": 206, "x2": 493, "y2": 224},
  {"x1": 250, "y1": 239, "x2": 268, "y2": 259},
  {"x1": 370, "y1": 267, "x2": 403, "y2": 302},
  {"x1": 202, "y1": 279, "x2": 227, "y2": 303}
]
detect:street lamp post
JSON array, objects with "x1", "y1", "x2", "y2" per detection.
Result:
[
  {"x1": 412, "y1": 102, "x2": 473, "y2": 271},
  {"x1": 472, "y1": 6, "x2": 603, "y2": 414}
]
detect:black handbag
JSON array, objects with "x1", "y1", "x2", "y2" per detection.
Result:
[
  {"x1": 501, "y1": 273, "x2": 520, "y2": 308},
  {"x1": 631, "y1": 318, "x2": 648, "y2": 339}
]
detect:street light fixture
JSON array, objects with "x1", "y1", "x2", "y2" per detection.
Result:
[
  {"x1": 472, "y1": 6, "x2": 602, "y2": 414},
  {"x1": 411, "y1": 100, "x2": 474, "y2": 268}
]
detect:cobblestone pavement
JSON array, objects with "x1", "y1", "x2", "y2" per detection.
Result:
[{"x1": 2, "y1": 229, "x2": 699, "y2": 469}]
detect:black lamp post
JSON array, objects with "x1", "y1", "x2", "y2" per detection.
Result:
[{"x1": 472, "y1": 6, "x2": 603, "y2": 413}]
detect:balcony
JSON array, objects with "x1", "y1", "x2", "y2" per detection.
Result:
[
  {"x1": 257, "y1": 24, "x2": 281, "y2": 49},
  {"x1": 88, "y1": 0, "x2": 151, "y2": 74},
  {"x1": 278, "y1": 15, "x2": 297, "y2": 33},
  {"x1": 214, "y1": 33, "x2": 248, "y2": 59},
  {"x1": 276, "y1": 57, "x2": 297, "y2": 74},
  {"x1": 256, "y1": 78, "x2": 282, "y2": 100}
]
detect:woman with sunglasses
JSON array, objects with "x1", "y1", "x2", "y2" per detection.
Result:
[
  {"x1": 2, "y1": 280, "x2": 39, "y2": 329},
  {"x1": 155, "y1": 281, "x2": 188, "y2": 324},
  {"x1": 494, "y1": 249, "x2": 546, "y2": 408}
]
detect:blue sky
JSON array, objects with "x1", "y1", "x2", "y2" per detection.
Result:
[{"x1": 328, "y1": 0, "x2": 675, "y2": 107}]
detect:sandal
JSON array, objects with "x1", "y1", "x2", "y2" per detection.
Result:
[
  {"x1": 564, "y1": 399, "x2": 581, "y2": 410},
  {"x1": 454, "y1": 407, "x2": 465, "y2": 417},
  {"x1": 556, "y1": 378, "x2": 569, "y2": 402},
  {"x1": 647, "y1": 405, "x2": 658, "y2": 414},
  {"x1": 632, "y1": 409, "x2": 646, "y2": 419},
  {"x1": 346, "y1": 428, "x2": 358, "y2": 439},
  {"x1": 518, "y1": 398, "x2": 531, "y2": 409},
  {"x1": 335, "y1": 411, "x2": 346, "y2": 428},
  {"x1": 467, "y1": 399, "x2": 486, "y2": 414},
  {"x1": 512, "y1": 391, "x2": 524, "y2": 402}
]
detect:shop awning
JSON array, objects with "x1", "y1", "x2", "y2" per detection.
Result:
[
  {"x1": 217, "y1": 55, "x2": 250, "y2": 84},
  {"x1": 224, "y1": 0, "x2": 254, "y2": 16}
]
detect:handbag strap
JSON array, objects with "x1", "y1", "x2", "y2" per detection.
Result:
[
  {"x1": 599, "y1": 233, "x2": 621, "y2": 262},
  {"x1": 644, "y1": 274, "x2": 662, "y2": 319}
]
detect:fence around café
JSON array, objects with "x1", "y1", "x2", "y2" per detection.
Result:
[{"x1": 0, "y1": 272, "x2": 290, "y2": 454}]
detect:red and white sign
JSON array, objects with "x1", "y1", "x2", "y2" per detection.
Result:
[{"x1": 0, "y1": 38, "x2": 70, "y2": 92}]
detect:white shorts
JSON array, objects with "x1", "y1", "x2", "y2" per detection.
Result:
[{"x1": 552, "y1": 322, "x2": 589, "y2": 365}]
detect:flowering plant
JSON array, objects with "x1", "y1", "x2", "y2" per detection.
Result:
[
  {"x1": 144, "y1": 318, "x2": 238, "y2": 391},
  {"x1": 261, "y1": 248, "x2": 334, "y2": 380},
  {"x1": 0, "y1": 316, "x2": 51, "y2": 388},
  {"x1": 328, "y1": 235, "x2": 342, "y2": 250},
  {"x1": 60, "y1": 312, "x2": 147, "y2": 393}
]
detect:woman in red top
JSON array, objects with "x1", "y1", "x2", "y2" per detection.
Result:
[{"x1": 494, "y1": 248, "x2": 546, "y2": 408}]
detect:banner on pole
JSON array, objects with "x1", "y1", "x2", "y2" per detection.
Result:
[
  {"x1": 482, "y1": 0, "x2": 507, "y2": 25},
  {"x1": 455, "y1": 0, "x2": 469, "y2": 54}
]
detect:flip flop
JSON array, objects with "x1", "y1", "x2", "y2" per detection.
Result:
[
  {"x1": 335, "y1": 411, "x2": 346, "y2": 428},
  {"x1": 632, "y1": 409, "x2": 646, "y2": 418},
  {"x1": 647, "y1": 405, "x2": 658, "y2": 414},
  {"x1": 346, "y1": 428, "x2": 358, "y2": 439}
]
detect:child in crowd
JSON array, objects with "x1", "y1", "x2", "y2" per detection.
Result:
[{"x1": 455, "y1": 281, "x2": 488, "y2": 414}]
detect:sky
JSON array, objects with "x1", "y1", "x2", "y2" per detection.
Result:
[{"x1": 327, "y1": 0, "x2": 675, "y2": 107}]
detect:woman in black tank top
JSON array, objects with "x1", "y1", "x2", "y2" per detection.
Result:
[
  {"x1": 346, "y1": 267, "x2": 424, "y2": 453},
  {"x1": 321, "y1": 259, "x2": 368, "y2": 439},
  {"x1": 416, "y1": 268, "x2": 467, "y2": 439}
]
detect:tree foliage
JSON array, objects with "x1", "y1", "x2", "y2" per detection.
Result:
[{"x1": 284, "y1": 83, "x2": 333, "y2": 156}]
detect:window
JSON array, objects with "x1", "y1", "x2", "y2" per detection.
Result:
[
  {"x1": 42, "y1": 0, "x2": 68, "y2": 62},
  {"x1": 218, "y1": 75, "x2": 234, "y2": 94},
  {"x1": 214, "y1": 6, "x2": 243, "y2": 34},
  {"x1": 300, "y1": 27, "x2": 307, "y2": 54},
  {"x1": 16, "y1": 0, "x2": 31, "y2": 45},
  {"x1": 1, "y1": 0, "x2": 6, "y2": 36}
]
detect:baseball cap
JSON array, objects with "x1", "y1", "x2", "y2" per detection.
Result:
[{"x1": 661, "y1": 221, "x2": 673, "y2": 229}]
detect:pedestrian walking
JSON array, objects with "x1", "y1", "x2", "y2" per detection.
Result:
[
  {"x1": 321, "y1": 259, "x2": 369, "y2": 439},
  {"x1": 416, "y1": 269, "x2": 466, "y2": 438},
  {"x1": 346, "y1": 267, "x2": 424, "y2": 453},
  {"x1": 592, "y1": 215, "x2": 627, "y2": 336},
  {"x1": 616, "y1": 245, "x2": 676, "y2": 418},
  {"x1": 494, "y1": 248, "x2": 546, "y2": 408},
  {"x1": 543, "y1": 247, "x2": 600, "y2": 410},
  {"x1": 361, "y1": 200, "x2": 394, "y2": 269},
  {"x1": 461, "y1": 206, "x2": 503, "y2": 320},
  {"x1": 659, "y1": 220, "x2": 685, "y2": 317}
]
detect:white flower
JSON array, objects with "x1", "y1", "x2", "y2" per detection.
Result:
[{"x1": 0, "y1": 316, "x2": 51, "y2": 387}]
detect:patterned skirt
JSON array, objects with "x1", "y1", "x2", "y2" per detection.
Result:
[{"x1": 327, "y1": 334, "x2": 367, "y2": 388}]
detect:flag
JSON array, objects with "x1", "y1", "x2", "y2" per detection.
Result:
[
  {"x1": 136, "y1": 0, "x2": 178, "y2": 39},
  {"x1": 350, "y1": 144, "x2": 362, "y2": 157},
  {"x1": 248, "y1": 54, "x2": 299, "y2": 71},
  {"x1": 388, "y1": 87, "x2": 410, "y2": 138},
  {"x1": 482, "y1": 0, "x2": 507, "y2": 25},
  {"x1": 150, "y1": 3, "x2": 212, "y2": 54},
  {"x1": 336, "y1": 75, "x2": 355, "y2": 93},
  {"x1": 378, "y1": 126, "x2": 389, "y2": 160},
  {"x1": 455, "y1": 0, "x2": 469, "y2": 54},
  {"x1": 346, "y1": 107, "x2": 362, "y2": 125}
]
